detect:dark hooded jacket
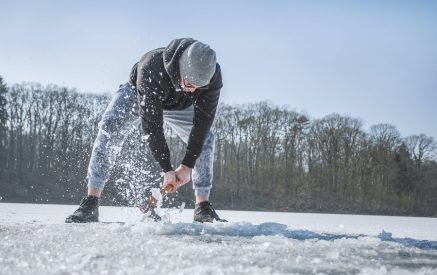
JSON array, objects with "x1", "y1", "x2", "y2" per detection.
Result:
[{"x1": 129, "y1": 38, "x2": 222, "y2": 172}]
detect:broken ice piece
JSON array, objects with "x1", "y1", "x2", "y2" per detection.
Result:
[
  {"x1": 150, "y1": 188, "x2": 163, "y2": 208},
  {"x1": 179, "y1": 202, "x2": 186, "y2": 213}
]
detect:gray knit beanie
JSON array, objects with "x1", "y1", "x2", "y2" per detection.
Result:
[{"x1": 179, "y1": 42, "x2": 217, "y2": 87}]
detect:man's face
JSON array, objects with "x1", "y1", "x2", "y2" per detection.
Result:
[{"x1": 181, "y1": 78, "x2": 199, "y2": 93}]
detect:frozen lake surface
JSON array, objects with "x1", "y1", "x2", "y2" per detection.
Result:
[{"x1": 1, "y1": 203, "x2": 437, "y2": 274}]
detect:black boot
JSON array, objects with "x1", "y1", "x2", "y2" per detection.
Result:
[
  {"x1": 65, "y1": 195, "x2": 99, "y2": 223},
  {"x1": 194, "y1": 201, "x2": 228, "y2": 223}
]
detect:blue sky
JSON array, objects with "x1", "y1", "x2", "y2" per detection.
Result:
[{"x1": 1, "y1": 0, "x2": 436, "y2": 139}]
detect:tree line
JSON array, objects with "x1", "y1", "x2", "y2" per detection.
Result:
[{"x1": 0, "y1": 76, "x2": 436, "y2": 216}]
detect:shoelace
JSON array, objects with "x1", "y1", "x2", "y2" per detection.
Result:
[
  {"x1": 206, "y1": 202, "x2": 227, "y2": 222},
  {"x1": 79, "y1": 197, "x2": 98, "y2": 208}
]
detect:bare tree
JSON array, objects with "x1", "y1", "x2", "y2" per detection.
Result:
[
  {"x1": 0, "y1": 76, "x2": 8, "y2": 183},
  {"x1": 405, "y1": 134, "x2": 437, "y2": 168}
]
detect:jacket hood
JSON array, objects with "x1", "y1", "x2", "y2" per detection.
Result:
[{"x1": 163, "y1": 38, "x2": 196, "y2": 91}]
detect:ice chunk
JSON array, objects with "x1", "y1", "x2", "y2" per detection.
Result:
[
  {"x1": 179, "y1": 202, "x2": 185, "y2": 213},
  {"x1": 140, "y1": 170, "x2": 150, "y2": 175},
  {"x1": 150, "y1": 188, "x2": 163, "y2": 208},
  {"x1": 141, "y1": 135, "x2": 150, "y2": 142},
  {"x1": 101, "y1": 129, "x2": 110, "y2": 138}
]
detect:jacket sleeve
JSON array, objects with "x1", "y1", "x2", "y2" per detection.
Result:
[
  {"x1": 181, "y1": 69, "x2": 222, "y2": 168},
  {"x1": 136, "y1": 66, "x2": 173, "y2": 172}
]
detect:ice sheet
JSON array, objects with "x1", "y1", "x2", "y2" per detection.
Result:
[{"x1": 1, "y1": 203, "x2": 437, "y2": 274}]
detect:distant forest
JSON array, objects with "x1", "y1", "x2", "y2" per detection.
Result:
[{"x1": 1, "y1": 76, "x2": 436, "y2": 217}]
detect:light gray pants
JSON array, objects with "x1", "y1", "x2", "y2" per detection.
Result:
[{"x1": 87, "y1": 83, "x2": 214, "y2": 197}]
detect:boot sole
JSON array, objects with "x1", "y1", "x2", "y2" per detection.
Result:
[
  {"x1": 194, "y1": 217, "x2": 214, "y2": 223},
  {"x1": 65, "y1": 216, "x2": 99, "y2": 223}
]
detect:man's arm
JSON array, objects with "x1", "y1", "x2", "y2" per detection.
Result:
[
  {"x1": 136, "y1": 68, "x2": 173, "y2": 172},
  {"x1": 181, "y1": 65, "x2": 222, "y2": 168}
]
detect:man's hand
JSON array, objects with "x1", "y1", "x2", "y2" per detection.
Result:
[
  {"x1": 175, "y1": 164, "x2": 192, "y2": 186},
  {"x1": 163, "y1": 171, "x2": 179, "y2": 193}
]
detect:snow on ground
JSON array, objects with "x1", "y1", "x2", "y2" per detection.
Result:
[{"x1": 1, "y1": 203, "x2": 437, "y2": 275}]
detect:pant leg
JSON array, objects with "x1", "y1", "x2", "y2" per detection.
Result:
[
  {"x1": 87, "y1": 83, "x2": 140, "y2": 190},
  {"x1": 163, "y1": 105, "x2": 215, "y2": 197}
]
